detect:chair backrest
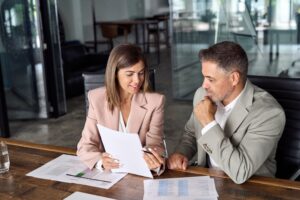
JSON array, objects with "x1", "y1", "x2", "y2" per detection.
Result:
[
  {"x1": 61, "y1": 41, "x2": 86, "y2": 63},
  {"x1": 82, "y1": 73, "x2": 105, "y2": 113},
  {"x1": 82, "y1": 69, "x2": 156, "y2": 113},
  {"x1": 248, "y1": 75, "x2": 300, "y2": 180}
]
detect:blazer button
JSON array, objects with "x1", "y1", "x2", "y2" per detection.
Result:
[{"x1": 203, "y1": 143, "x2": 212, "y2": 154}]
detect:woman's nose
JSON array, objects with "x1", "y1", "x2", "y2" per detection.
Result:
[{"x1": 132, "y1": 74, "x2": 140, "y2": 84}]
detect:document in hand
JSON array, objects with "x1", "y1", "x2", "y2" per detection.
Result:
[{"x1": 97, "y1": 124, "x2": 153, "y2": 178}]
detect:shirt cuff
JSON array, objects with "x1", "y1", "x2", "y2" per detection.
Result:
[
  {"x1": 151, "y1": 162, "x2": 165, "y2": 176},
  {"x1": 201, "y1": 120, "x2": 217, "y2": 135},
  {"x1": 95, "y1": 159, "x2": 104, "y2": 171},
  {"x1": 151, "y1": 166, "x2": 161, "y2": 174}
]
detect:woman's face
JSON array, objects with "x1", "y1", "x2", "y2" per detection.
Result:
[{"x1": 117, "y1": 60, "x2": 145, "y2": 96}]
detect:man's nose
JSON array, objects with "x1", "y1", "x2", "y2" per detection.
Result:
[{"x1": 202, "y1": 79, "x2": 209, "y2": 89}]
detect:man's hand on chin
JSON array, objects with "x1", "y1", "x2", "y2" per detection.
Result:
[{"x1": 194, "y1": 96, "x2": 217, "y2": 127}]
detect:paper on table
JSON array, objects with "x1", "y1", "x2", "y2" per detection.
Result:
[
  {"x1": 143, "y1": 176, "x2": 219, "y2": 200},
  {"x1": 64, "y1": 192, "x2": 116, "y2": 200},
  {"x1": 26, "y1": 154, "x2": 126, "y2": 189},
  {"x1": 97, "y1": 124, "x2": 153, "y2": 178}
]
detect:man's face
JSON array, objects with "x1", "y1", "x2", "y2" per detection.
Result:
[{"x1": 201, "y1": 61, "x2": 235, "y2": 105}]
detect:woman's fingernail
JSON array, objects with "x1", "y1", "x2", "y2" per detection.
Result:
[{"x1": 114, "y1": 159, "x2": 119, "y2": 163}]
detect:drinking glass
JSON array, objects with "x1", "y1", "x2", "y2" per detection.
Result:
[{"x1": 0, "y1": 141, "x2": 10, "y2": 173}]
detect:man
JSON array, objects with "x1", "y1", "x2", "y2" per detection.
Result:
[{"x1": 167, "y1": 41, "x2": 286, "y2": 184}]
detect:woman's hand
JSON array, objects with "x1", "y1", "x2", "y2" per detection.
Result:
[
  {"x1": 143, "y1": 147, "x2": 164, "y2": 170},
  {"x1": 102, "y1": 152, "x2": 120, "y2": 170}
]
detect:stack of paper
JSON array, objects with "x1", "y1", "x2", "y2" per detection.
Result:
[
  {"x1": 64, "y1": 192, "x2": 115, "y2": 200},
  {"x1": 143, "y1": 176, "x2": 219, "y2": 200}
]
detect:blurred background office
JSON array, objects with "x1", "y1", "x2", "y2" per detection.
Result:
[{"x1": 0, "y1": 0, "x2": 300, "y2": 155}]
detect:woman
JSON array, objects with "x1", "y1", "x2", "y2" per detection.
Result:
[{"x1": 77, "y1": 44, "x2": 165, "y2": 175}]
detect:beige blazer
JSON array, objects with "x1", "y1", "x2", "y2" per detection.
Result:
[
  {"x1": 176, "y1": 80, "x2": 286, "y2": 184},
  {"x1": 77, "y1": 87, "x2": 165, "y2": 171}
]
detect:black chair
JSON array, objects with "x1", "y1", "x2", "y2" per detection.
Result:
[
  {"x1": 61, "y1": 40, "x2": 109, "y2": 98},
  {"x1": 248, "y1": 75, "x2": 300, "y2": 181},
  {"x1": 83, "y1": 69, "x2": 156, "y2": 113}
]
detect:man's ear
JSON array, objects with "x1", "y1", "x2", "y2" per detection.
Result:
[{"x1": 230, "y1": 71, "x2": 240, "y2": 86}]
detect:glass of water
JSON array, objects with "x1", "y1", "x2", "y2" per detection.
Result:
[{"x1": 0, "y1": 141, "x2": 10, "y2": 173}]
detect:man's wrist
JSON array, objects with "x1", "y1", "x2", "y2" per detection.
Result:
[
  {"x1": 201, "y1": 117, "x2": 215, "y2": 127},
  {"x1": 201, "y1": 120, "x2": 217, "y2": 135}
]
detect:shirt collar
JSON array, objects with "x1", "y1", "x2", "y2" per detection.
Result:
[{"x1": 217, "y1": 81, "x2": 247, "y2": 112}]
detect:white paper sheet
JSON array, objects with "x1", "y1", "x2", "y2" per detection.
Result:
[
  {"x1": 97, "y1": 124, "x2": 153, "y2": 178},
  {"x1": 64, "y1": 192, "x2": 115, "y2": 200},
  {"x1": 26, "y1": 154, "x2": 127, "y2": 189},
  {"x1": 143, "y1": 176, "x2": 219, "y2": 200}
]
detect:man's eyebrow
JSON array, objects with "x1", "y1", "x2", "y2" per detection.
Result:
[{"x1": 204, "y1": 75, "x2": 214, "y2": 79}]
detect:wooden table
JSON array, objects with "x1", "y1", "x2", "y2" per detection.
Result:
[{"x1": 1, "y1": 138, "x2": 300, "y2": 199}]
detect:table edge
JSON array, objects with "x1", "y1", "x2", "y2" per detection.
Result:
[
  {"x1": 0, "y1": 138, "x2": 76, "y2": 155},
  {"x1": 182, "y1": 166, "x2": 300, "y2": 191}
]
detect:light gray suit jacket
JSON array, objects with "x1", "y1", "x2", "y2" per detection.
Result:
[{"x1": 176, "y1": 80, "x2": 286, "y2": 184}]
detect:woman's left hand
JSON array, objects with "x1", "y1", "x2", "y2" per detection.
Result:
[{"x1": 143, "y1": 147, "x2": 165, "y2": 170}]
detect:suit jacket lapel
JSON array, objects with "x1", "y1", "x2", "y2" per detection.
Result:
[
  {"x1": 224, "y1": 80, "x2": 254, "y2": 136},
  {"x1": 127, "y1": 93, "x2": 147, "y2": 134},
  {"x1": 103, "y1": 99, "x2": 119, "y2": 130}
]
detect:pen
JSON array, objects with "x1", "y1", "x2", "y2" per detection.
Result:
[
  {"x1": 142, "y1": 147, "x2": 167, "y2": 158},
  {"x1": 66, "y1": 173, "x2": 112, "y2": 183},
  {"x1": 163, "y1": 138, "x2": 169, "y2": 158}
]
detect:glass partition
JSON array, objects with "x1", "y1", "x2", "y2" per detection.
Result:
[
  {"x1": 171, "y1": 0, "x2": 300, "y2": 100},
  {"x1": 0, "y1": 0, "x2": 48, "y2": 119}
]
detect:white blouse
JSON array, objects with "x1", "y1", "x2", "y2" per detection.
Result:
[{"x1": 119, "y1": 111, "x2": 131, "y2": 133}]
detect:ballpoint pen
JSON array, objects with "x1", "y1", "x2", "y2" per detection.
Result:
[
  {"x1": 142, "y1": 144, "x2": 168, "y2": 159},
  {"x1": 66, "y1": 173, "x2": 112, "y2": 183},
  {"x1": 163, "y1": 137, "x2": 169, "y2": 158}
]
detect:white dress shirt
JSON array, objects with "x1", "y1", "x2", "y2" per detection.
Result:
[
  {"x1": 201, "y1": 83, "x2": 247, "y2": 168},
  {"x1": 119, "y1": 111, "x2": 131, "y2": 133}
]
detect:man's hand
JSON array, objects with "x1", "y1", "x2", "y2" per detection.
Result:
[
  {"x1": 167, "y1": 153, "x2": 188, "y2": 170},
  {"x1": 194, "y1": 96, "x2": 217, "y2": 127}
]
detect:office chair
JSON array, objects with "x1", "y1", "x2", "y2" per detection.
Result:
[
  {"x1": 248, "y1": 75, "x2": 300, "y2": 181},
  {"x1": 82, "y1": 69, "x2": 156, "y2": 113},
  {"x1": 82, "y1": 73, "x2": 105, "y2": 113}
]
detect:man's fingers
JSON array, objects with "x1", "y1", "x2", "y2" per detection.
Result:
[
  {"x1": 182, "y1": 158, "x2": 188, "y2": 170},
  {"x1": 167, "y1": 154, "x2": 187, "y2": 170}
]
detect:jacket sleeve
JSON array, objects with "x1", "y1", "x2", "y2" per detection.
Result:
[
  {"x1": 198, "y1": 108, "x2": 285, "y2": 184},
  {"x1": 77, "y1": 91, "x2": 104, "y2": 169},
  {"x1": 144, "y1": 94, "x2": 166, "y2": 176},
  {"x1": 174, "y1": 88, "x2": 204, "y2": 160},
  {"x1": 175, "y1": 113, "x2": 198, "y2": 160}
]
